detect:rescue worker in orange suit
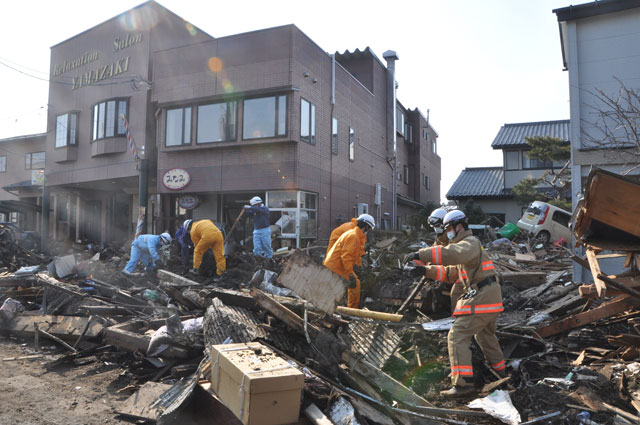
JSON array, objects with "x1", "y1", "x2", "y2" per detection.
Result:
[
  {"x1": 323, "y1": 214, "x2": 375, "y2": 309},
  {"x1": 326, "y1": 214, "x2": 371, "y2": 258},
  {"x1": 428, "y1": 208, "x2": 463, "y2": 314},
  {"x1": 183, "y1": 219, "x2": 226, "y2": 277},
  {"x1": 405, "y1": 210, "x2": 505, "y2": 397}
]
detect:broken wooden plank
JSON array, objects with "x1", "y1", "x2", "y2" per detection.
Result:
[
  {"x1": 304, "y1": 403, "x2": 333, "y2": 425},
  {"x1": 607, "y1": 334, "x2": 640, "y2": 347},
  {"x1": 250, "y1": 288, "x2": 321, "y2": 338},
  {"x1": 157, "y1": 269, "x2": 201, "y2": 287},
  {"x1": 336, "y1": 306, "x2": 403, "y2": 322},
  {"x1": 103, "y1": 320, "x2": 189, "y2": 358},
  {"x1": 397, "y1": 277, "x2": 427, "y2": 313},
  {"x1": 535, "y1": 295, "x2": 637, "y2": 338},
  {"x1": 586, "y1": 249, "x2": 606, "y2": 297},
  {"x1": 36, "y1": 327, "x2": 77, "y2": 353},
  {"x1": 1, "y1": 314, "x2": 103, "y2": 343},
  {"x1": 277, "y1": 249, "x2": 346, "y2": 314},
  {"x1": 540, "y1": 294, "x2": 586, "y2": 317},
  {"x1": 603, "y1": 402, "x2": 640, "y2": 423},
  {"x1": 480, "y1": 376, "x2": 510, "y2": 394},
  {"x1": 597, "y1": 274, "x2": 640, "y2": 301}
]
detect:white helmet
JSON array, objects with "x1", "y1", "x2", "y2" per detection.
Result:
[
  {"x1": 443, "y1": 210, "x2": 467, "y2": 228},
  {"x1": 183, "y1": 219, "x2": 193, "y2": 230},
  {"x1": 356, "y1": 213, "x2": 376, "y2": 230},
  {"x1": 428, "y1": 208, "x2": 447, "y2": 228},
  {"x1": 160, "y1": 232, "x2": 172, "y2": 244},
  {"x1": 250, "y1": 196, "x2": 263, "y2": 206}
]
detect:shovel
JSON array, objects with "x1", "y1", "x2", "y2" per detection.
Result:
[{"x1": 224, "y1": 208, "x2": 245, "y2": 253}]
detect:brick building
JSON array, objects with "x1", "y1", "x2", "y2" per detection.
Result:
[{"x1": 2, "y1": 1, "x2": 441, "y2": 246}]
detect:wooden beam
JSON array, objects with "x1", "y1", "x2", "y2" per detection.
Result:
[
  {"x1": 157, "y1": 269, "x2": 201, "y2": 287},
  {"x1": 597, "y1": 274, "x2": 640, "y2": 302},
  {"x1": 336, "y1": 306, "x2": 403, "y2": 322},
  {"x1": 603, "y1": 402, "x2": 640, "y2": 423},
  {"x1": 571, "y1": 254, "x2": 591, "y2": 270},
  {"x1": 586, "y1": 249, "x2": 606, "y2": 297},
  {"x1": 535, "y1": 295, "x2": 636, "y2": 338},
  {"x1": 397, "y1": 277, "x2": 427, "y2": 314}
]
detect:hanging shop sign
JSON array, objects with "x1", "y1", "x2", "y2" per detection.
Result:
[
  {"x1": 178, "y1": 195, "x2": 199, "y2": 210},
  {"x1": 162, "y1": 168, "x2": 191, "y2": 190}
]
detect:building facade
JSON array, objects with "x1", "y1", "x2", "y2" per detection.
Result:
[
  {"x1": 1, "y1": 1, "x2": 441, "y2": 246},
  {"x1": 554, "y1": 0, "x2": 640, "y2": 280}
]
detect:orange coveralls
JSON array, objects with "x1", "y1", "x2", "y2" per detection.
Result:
[
  {"x1": 323, "y1": 226, "x2": 366, "y2": 309},
  {"x1": 190, "y1": 220, "x2": 226, "y2": 275}
]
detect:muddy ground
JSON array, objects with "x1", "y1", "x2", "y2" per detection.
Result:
[{"x1": 0, "y1": 336, "x2": 131, "y2": 425}]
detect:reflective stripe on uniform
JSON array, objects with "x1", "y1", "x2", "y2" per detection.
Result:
[
  {"x1": 431, "y1": 245, "x2": 442, "y2": 265},
  {"x1": 492, "y1": 360, "x2": 506, "y2": 371},
  {"x1": 481, "y1": 260, "x2": 495, "y2": 271},
  {"x1": 453, "y1": 303, "x2": 503, "y2": 316},
  {"x1": 459, "y1": 270, "x2": 468, "y2": 280},
  {"x1": 451, "y1": 365, "x2": 473, "y2": 376},
  {"x1": 435, "y1": 266, "x2": 446, "y2": 281}
]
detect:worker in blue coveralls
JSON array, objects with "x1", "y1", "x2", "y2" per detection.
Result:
[
  {"x1": 175, "y1": 223, "x2": 193, "y2": 267},
  {"x1": 244, "y1": 196, "x2": 273, "y2": 259},
  {"x1": 122, "y1": 233, "x2": 172, "y2": 275}
]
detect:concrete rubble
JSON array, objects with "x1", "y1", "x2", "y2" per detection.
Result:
[{"x1": 1, "y1": 172, "x2": 640, "y2": 425}]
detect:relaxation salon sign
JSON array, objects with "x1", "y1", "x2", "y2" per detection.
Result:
[{"x1": 52, "y1": 33, "x2": 143, "y2": 90}]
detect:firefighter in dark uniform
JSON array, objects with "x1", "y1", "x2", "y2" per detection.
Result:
[{"x1": 406, "y1": 210, "x2": 505, "y2": 397}]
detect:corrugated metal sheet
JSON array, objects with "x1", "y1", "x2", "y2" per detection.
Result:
[
  {"x1": 446, "y1": 167, "x2": 506, "y2": 198},
  {"x1": 339, "y1": 321, "x2": 403, "y2": 369},
  {"x1": 491, "y1": 120, "x2": 570, "y2": 148}
]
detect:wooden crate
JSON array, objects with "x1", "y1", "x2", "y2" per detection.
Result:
[{"x1": 210, "y1": 342, "x2": 304, "y2": 425}]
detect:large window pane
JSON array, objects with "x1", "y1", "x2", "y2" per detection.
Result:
[
  {"x1": 197, "y1": 102, "x2": 236, "y2": 143},
  {"x1": 244, "y1": 97, "x2": 276, "y2": 139},
  {"x1": 117, "y1": 100, "x2": 127, "y2": 134},
  {"x1": 56, "y1": 114, "x2": 68, "y2": 148},
  {"x1": 301, "y1": 99, "x2": 310, "y2": 142},
  {"x1": 0, "y1": 156, "x2": 5, "y2": 172},
  {"x1": 93, "y1": 105, "x2": 99, "y2": 140},
  {"x1": 97, "y1": 103, "x2": 105, "y2": 139},
  {"x1": 28, "y1": 152, "x2": 45, "y2": 169},
  {"x1": 184, "y1": 107, "x2": 191, "y2": 143},
  {"x1": 106, "y1": 101, "x2": 116, "y2": 137},
  {"x1": 267, "y1": 191, "x2": 297, "y2": 208},
  {"x1": 310, "y1": 103, "x2": 316, "y2": 144},
  {"x1": 69, "y1": 114, "x2": 77, "y2": 145},
  {"x1": 166, "y1": 108, "x2": 185, "y2": 146},
  {"x1": 277, "y1": 95, "x2": 286, "y2": 135}
]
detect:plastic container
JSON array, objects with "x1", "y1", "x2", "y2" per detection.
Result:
[{"x1": 497, "y1": 222, "x2": 521, "y2": 239}]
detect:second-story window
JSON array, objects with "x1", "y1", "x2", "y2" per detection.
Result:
[
  {"x1": 0, "y1": 156, "x2": 6, "y2": 172},
  {"x1": 166, "y1": 107, "x2": 192, "y2": 147},
  {"x1": 55, "y1": 112, "x2": 78, "y2": 148},
  {"x1": 197, "y1": 101, "x2": 237, "y2": 143},
  {"x1": 26, "y1": 152, "x2": 45, "y2": 170},
  {"x1": 243, "y1": 95, "x2": 287, "y2": 139},
  {"x1": 331, "y1": 117, "x2": 338, "y2": 155},
  {"x1": 424, "y1": 175, "x2": 430, "y2": 190},
  {"x1": 92, "y1": 99, "x2": 128, "y2": 141},
  {"x1": 349, "y1": 127, "x2": 355, "y2": 161},
  {"x1": 300, "y1": 98, "x2": 316, "y2": 144},
  {"x1": 404, "y1": 165, "x2": 409, "y2": 184},
  {"x1": 432, "y1": 138, "x2": 437, "y2": 154}
]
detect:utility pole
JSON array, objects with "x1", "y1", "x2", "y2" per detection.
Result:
[{"x1": 383, "y1": 50, "x2": 399, "y2": 230}]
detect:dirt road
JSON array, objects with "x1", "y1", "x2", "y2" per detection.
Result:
[{"x1": 0, "y1": 336, "x2": 131, "y2": 425}]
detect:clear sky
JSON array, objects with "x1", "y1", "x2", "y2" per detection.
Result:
[{"x1": 0, "y1": 0, "x2": 578, "y2": 202}]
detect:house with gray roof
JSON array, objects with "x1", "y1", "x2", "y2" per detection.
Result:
[{"x1": 447, "y1": 119, "x2": 570, "y2": 225}]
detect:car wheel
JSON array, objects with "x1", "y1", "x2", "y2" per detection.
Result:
[{"x1": 536, "y1": 230, "x2": 551, "y2": 245}]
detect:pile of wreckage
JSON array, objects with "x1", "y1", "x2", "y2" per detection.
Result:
[{"x1": 1, "y1": 168, "x2": 640, "y2": 425}]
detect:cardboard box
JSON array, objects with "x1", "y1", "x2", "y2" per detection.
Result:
[{"x1": 210, "y1": 342, "x2": 304, "y2": 425}]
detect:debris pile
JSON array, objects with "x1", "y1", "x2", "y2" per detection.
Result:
[{"x1": 1, "y1": 169, "x2": 640, "y2": 424}]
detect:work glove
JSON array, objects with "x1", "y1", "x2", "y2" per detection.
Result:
[
  {"x1": 404, "y1": 252, "x2": 420, "y2": 264},
  {"x1": 347, "y1": 274, "x2": 358, "y2": 289},
  {"x1": 243, "y1": 205, "x2": 251, "y2": 209},
  {"x1": 408, "y1": 265, "x2": 427, "y2": 279}
]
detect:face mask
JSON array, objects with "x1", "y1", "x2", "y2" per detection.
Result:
[{"x1": 447, "y1": 231, "x2": 456, "y2": 240}]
